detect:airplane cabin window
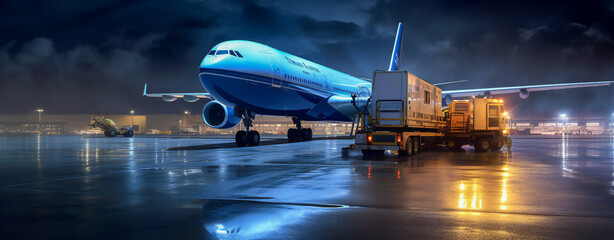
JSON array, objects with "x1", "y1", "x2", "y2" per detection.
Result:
[{"x1": 230, "y1": 50, "x2": 238, "y2": 57}]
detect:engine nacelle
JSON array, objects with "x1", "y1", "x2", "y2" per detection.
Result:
[
  {"x1": 202, "y1": 101, "x2": 241, "y2": 129},
  {"x1": 519, "y1": 88, "x2": 529, "y2": 99}
]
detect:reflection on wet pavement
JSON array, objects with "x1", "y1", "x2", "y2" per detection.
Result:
[{"x1": 1, "y1": 135, "x2": 614, "y2": 239}]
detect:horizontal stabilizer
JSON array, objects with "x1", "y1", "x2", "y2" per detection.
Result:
[{"x1": 142, "y1": 83, "x2": 211, "y2": 102}]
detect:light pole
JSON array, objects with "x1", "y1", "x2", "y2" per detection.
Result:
[
  {"x1": 184, "y1": 111, "x2": 190, "y2": 129},
  {"x1": 559, "y1": 114, "x2": 567, "y2": 135},
  {"x1": 35, "y1": 109, "x2": 44, "y2": 132},
  {"x1": 130, "y1": 110, "x2": 135, "y2": 128}
]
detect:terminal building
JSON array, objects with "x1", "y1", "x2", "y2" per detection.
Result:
[
  {"x1": 0, "y1": 113, "x2": 611, "y2": 135},
  {"x1": 0, "y1": 114, "x2": 352, "y2": 135}
]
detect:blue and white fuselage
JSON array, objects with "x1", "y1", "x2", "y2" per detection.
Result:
[{"x1": 199, "y1": 40, "x2": 370, "y2": 122}]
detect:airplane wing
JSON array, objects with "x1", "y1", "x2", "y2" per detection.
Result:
[
  {"x1": 442, "y1": 80, "x2": 614, "y2": 98},
  {"x1": 142, "y1": 83, "x2": 212, "y2": 102}
]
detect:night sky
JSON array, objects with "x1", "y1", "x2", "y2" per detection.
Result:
[{"x1": 1, "y1": 0, "x2": 613, "y2": 117}]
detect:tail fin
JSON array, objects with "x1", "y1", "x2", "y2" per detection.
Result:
[{"x1": 388, "y1": 22, "x2": 404, "y2": 71}]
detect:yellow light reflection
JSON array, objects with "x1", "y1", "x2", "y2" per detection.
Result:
[
  {"x1": 500, "y1": 166, "x2": 509, "y2": 211},
  {"x1": 457, "y1": 165, "x2": 511, "y2": 212},
  {"x1": 457, "y1": 181, "x2": 482, "y2": 210}
]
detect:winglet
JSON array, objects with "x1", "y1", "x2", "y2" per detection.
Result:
[
  {"x1": 143, "y1": 83, "x2": 147, "y2": 96},
  {"x1": 388, "y1": 22, "x2": 404, "y2": 71}
]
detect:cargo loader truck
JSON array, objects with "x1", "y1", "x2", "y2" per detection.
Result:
[{"x1": 351, "y1": 71, "x2": 510, "y2": 157}]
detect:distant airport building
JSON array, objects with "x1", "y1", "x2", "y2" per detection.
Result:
[
  {"x1": 0, "y1": 114, "x2": 352, "y2": 135},
  {"x1": 511, "y1": 116, "x2": 614, "y2": 135},
  {"x1": 0, "y1": 114, "x2": 611, "y2": 136}
]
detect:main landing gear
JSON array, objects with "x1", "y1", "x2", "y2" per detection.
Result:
[
  {"x1": 235, "y1": 108, "x2": 260, "y2": 147},
  {"x1": 287, "y1": 117, "x2": 313, "y2": 142}
]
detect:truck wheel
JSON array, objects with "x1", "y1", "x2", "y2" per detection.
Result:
[
  {"x1": 402, "y1": 137, "x2": 414, "y2": 156},
  {"x1": 490, "y1": 137, "x2": 504, "y2": 151},
  {"x1": 123, "y1": 130, "x2": 134, "y2": 137},
  {"x1": 474, "y1": 138, "x2": 490, "y2": 152},
  {"x1": 446, "y1": 138, "x2": 462, "y2": 151},
  {"x1": 108, "y1": 130, "x2": 117, "y2": 137},
  {"x1": 412, "y1": 137, "x2": 419, "y2": 155},
  {"x1": 505, "y1": 137, "x2": 512, "y2": 149}
]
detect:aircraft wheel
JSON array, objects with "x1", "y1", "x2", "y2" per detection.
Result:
[
  {"x1": 287, "y1": 129, "x2": 300, "y2": 142},
  {"x1": 247, "y1": 131, "x2": 260, "y2": 146},
  {"x1": 108, "y1": 130, "x2": 117, "y2": 137},
  {"x1": 490, "y1": 137, "x2": 504, "y2": 150},
  {"x1": 300, "y1": 129, "x2": 312, "y2": 141},
  {"x1": 123, "y1": 130, "x2": 134, "y2": 137},
  {"x1": 306, "y1": 128, "x2": 313, "y2": 140},
  {"x1": 474, "y1": 138, "x2": 490, "y2": 152},
  {"x1": 235, "y1": 130, "x2": 247, "y2": 146}
]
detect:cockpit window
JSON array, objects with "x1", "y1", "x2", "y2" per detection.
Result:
[
  {"x1": 216, "y1": 50, "x2": 229, "y2": 55},
  {"x1": 210, "y1": 49, "x2": 243, "y2": 58}
]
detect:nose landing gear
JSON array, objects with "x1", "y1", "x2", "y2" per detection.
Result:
[
  {"x1": 287, "y1": 117, "x2": 312, "y2": 142},
  {"x1": 234, "y1": 107, "x2": 260, "y2": 146}
]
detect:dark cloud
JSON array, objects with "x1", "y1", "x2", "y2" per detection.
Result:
[{"x1": 0, "y1": 0, "x2": 613, "y2": 117}]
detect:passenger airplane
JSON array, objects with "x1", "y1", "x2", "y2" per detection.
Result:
[{"x1": 144, "y1": 22, "x2": 613, "y2": 146}]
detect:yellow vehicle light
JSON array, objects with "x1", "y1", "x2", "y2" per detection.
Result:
[
  {"x1": 503, "y1": 112, "x2": 508, "y2": 116},
  {"x1": 503, "y1": 129, "x2": 508, "y2": 134}
]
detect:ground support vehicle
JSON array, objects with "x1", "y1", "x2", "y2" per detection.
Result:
[
  {"x1": 444, "y1": 98, "x2": 511, "y2": 152},
  {"x1": 350, "y1": 71, "x2": 511, "y2": 157},
  {"x1": 352, "y1": 71, "x2": 445, "y2": 157},
  {"x1": 91, "y1": 116, "x2": 134, "y2": 137}
]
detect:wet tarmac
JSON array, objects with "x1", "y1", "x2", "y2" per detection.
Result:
[{"x1": 1, "y1": 135, "x2": 614, "y2": 239}]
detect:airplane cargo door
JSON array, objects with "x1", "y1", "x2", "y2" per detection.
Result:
[{"x1": 264, "y1": 53, "x2": 282, "y2": 88}]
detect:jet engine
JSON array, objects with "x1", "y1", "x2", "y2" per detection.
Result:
[
  {"x1": 202, "y1": 101, "x2": 241, "y2": 129},
  {"x1": 519, "y1": 88, "x2": 529, "y2": 99}
]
